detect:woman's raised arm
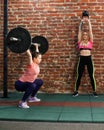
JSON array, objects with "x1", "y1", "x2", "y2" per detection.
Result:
[
  {"x1": 78, "y1": 20, "x2": 83, "y2": 42},
  {"x1": 88, "y1": 19, "x2": 93, "y2": 42}
]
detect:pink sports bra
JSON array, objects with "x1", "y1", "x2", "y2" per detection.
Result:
[{"x1": 78, "y1": 41, "x2": 93, "y2": 50}]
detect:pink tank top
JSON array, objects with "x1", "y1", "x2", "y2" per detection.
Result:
[
  {"x1": 78, "y1": 41, "x2": 93, "y2": 50},
  {"x1": 19, "y1": 62, "x2": 40, "y2": 82}
]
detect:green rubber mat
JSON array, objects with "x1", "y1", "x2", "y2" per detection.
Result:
[{"x1": 0, "y1": 92, "x2": 104, "y2": 122}]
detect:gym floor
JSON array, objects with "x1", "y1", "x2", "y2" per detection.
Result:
[{"x1": 0, "y1": 92, "x2": 104, "y2": 130}]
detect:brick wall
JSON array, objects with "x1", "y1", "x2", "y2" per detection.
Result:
[{"x1": 1, "y1": 0, "x2": 104, "y2": 94}]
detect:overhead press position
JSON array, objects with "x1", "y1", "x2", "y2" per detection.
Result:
[
  {"x1": 73, "y1": 11, "x2": 98, "y2": 97},
  {"x1": 15, "y1": 44, "x2": 43, "y2": 108}
]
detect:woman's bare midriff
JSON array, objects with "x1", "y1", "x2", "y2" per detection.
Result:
[{"x1": 80, "y1": 50, "x2": 91, "y2": 56}]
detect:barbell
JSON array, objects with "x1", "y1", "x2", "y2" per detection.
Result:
[{"x1": 6, "y1": 27, "x2": 49, "y2": 54}]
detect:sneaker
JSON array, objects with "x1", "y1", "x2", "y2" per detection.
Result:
[
  {"x1": 73, "y1": 91, "x2": 79, "y2": 97},
  {"x1": 93, "y1": 92, "x2": 98, "y2": 97},
  {"x1": 18, "y1": 101, "x2": 30, "y2": 109},
  {"x1": 28, "y1": 97, "x2": 41, "y2": 102}
]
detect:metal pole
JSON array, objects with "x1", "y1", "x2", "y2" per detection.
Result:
[{"x1": 3, "y1": 0, "x2": 8, "y2": 97}]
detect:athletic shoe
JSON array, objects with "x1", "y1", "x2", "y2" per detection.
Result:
[
  {"x1": 93, "y1": 92, "x2": 98, "y2": 97},
  {"x1": 72, "y1": 91, "x2": 79, "y2": 97},
  {"x1": 18, "y1": 102, "x2": 30, "y2": 109},
  {"x1": 28, "y1": 97, "x2": 41, "y2": 102}
]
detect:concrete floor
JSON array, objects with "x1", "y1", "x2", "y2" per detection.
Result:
[{"x1": 0, "y1": 121, "x2": 104, "y2": 130}]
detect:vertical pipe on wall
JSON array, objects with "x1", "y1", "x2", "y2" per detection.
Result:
[{"x1": 3, "y1": 0, "x2": 8, "y2": 98}]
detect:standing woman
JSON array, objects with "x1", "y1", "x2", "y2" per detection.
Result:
[
  {"x1": 73, "y1": 13, "x2": 98, "y2": 97},
  {"x1": 15, "y1": 44, "x2": 43, "y2": 108}
]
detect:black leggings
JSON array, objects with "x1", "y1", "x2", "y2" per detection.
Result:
[{"x1": 74, "y1": 55, "x2": 96, "y2": 92}]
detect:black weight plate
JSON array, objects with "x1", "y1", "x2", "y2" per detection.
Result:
[
  {"x1": 32, "y1": 36, "x2": 49, "y2": 54},
  {"x1": 6, "y1": 27, "x2": 31, "y2": 53},
  {"x1": 30, "y1": 44, "x2": 36, "y2": 53}
]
